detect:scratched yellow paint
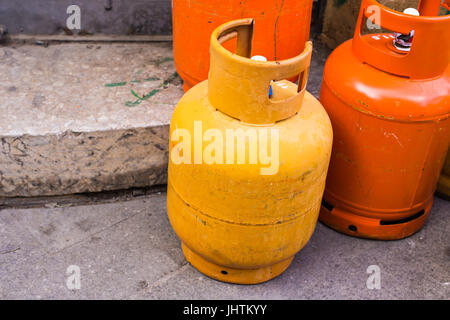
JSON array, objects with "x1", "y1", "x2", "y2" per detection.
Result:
[{"x1": 167, "y1": 19, "x2": 333, "y2": 284}]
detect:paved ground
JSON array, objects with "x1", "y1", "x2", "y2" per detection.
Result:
[
  {"x1": 0, "y1": 38, "x2": 448, "y2": 300},
  {"x1": 0, "y1": 190, "x2": 448, "y2": 299}
]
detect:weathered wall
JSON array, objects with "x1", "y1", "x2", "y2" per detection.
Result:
[
  {"x1": 320, "y1": 0, "x2": 424, "y2": 48},
  {"x1": 0, "y1": 0, "x2": 172, "y2": 35},
  {"x1": 1, "y1": 0, "x2": 447, "y2": 44}
]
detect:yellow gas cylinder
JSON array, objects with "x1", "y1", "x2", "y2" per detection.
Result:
[
  {"x1": 167, "y1": 19, "x2": 333, "y2": 284},
  {"x1": 437, "y1": 150, "x2": 450, "y2": 199}
]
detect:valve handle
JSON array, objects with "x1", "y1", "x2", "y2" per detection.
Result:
[
  {"x1": 208, "y1": 18, "x2": 312, "y2": 124},
  {"x1": 352, "y1": 0, "x2": 450, "y2": 79}
]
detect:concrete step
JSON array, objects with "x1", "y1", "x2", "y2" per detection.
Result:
[
  {"x1": 0, "y1": 41, "x2": 183, "y2": 197},
  {"x1": 0, "y1": 39, "x2": 330, "y2": 198}
]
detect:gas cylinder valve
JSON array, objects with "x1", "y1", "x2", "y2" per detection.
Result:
[
  {"x1": 393, "y1": 8, "x2": 419, "y2": 51},
  {"x1": 251, "y1": 55, "x2": 272, "y2": 97}
]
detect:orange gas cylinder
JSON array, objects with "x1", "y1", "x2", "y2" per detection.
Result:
[
  {"x1": 172, "y1": 0, "x2": 313, "y2": 92},
  {"x1": 167, "y1": 19, "x2": 332, "y2": 284},
  {"x1": 319, "y1": 0, "x2": 450, "y2": 240}
]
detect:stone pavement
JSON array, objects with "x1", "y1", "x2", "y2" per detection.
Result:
[
  {"x1": 0, "y1": 37, "x2": 448, "y2": 300},
  {"x1": 0, "y1": 191, "x2": 448, "y2": 299}
]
